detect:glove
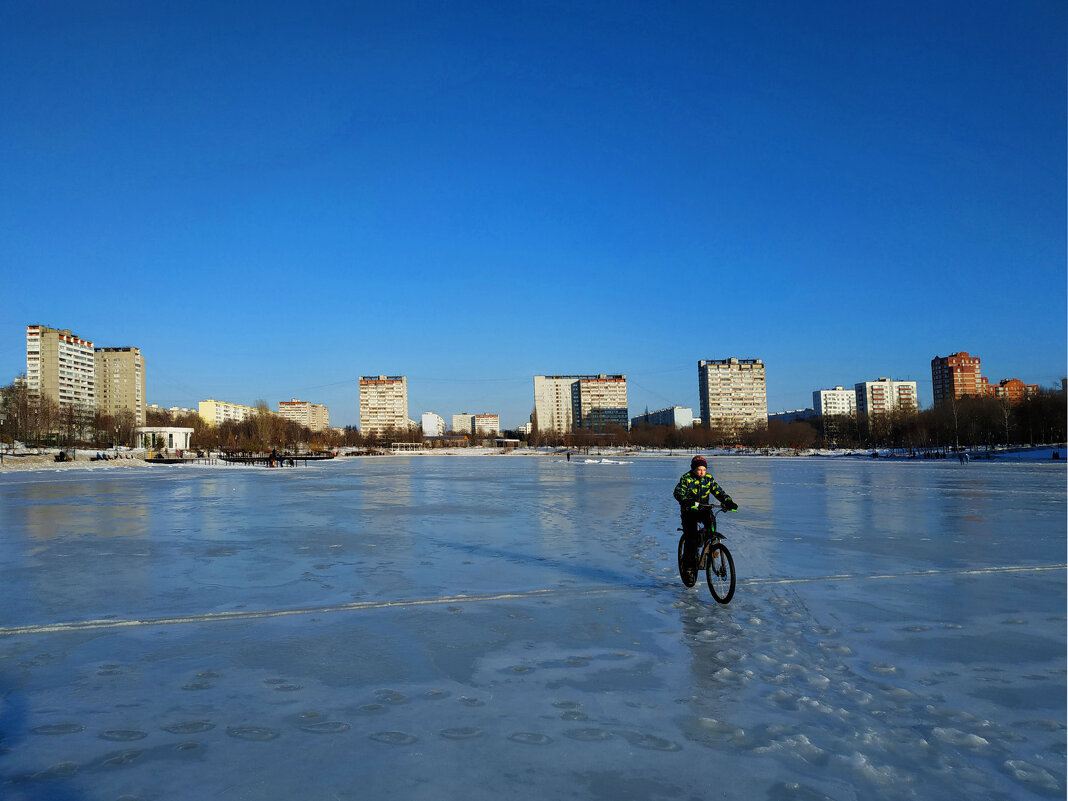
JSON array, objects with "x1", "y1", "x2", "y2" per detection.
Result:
[
  {"x1": 690, "y1": 502, "x2": 700, "y2": 510},
  {"x1": 722, "y1": 498, "x2": 738, "y2": 511}
]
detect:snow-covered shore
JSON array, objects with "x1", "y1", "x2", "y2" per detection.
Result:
[
  {"x1": 2, "y1": 443, "x2": 1063, "y2": 474},
  {"x1": 0, "y1": 451, "x2": 149, "y2": 472}
]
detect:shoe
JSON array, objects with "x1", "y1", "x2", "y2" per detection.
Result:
[{"x1": 682, "y1": 565, "x2": 697, "y2": 587}]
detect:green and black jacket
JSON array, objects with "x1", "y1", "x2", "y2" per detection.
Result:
[{"x1": 673, "y1": 470, "x2": 731, "y2": 508}]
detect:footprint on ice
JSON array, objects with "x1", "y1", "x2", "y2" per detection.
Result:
[
  {"x1": 31, "y1": 723, "x2": 85, "y2": 735},
  {"x1": 226, "y1": 726, "x2": 279, "y2": 741},
  {"x1": 440, "y1": 727, "x2": 483, "y2": 739},
  {"x1": 300, "y1": 721, "x2": 350, "y2": 734},
  {"x1": 356, "y1": 704, "x2": 387, "y2": 715},
  {"x1": 163, "y1": 721, "x2": 214, "y2": 734},
  {"x1": 370, "y1": 731, "x2": 417, "y2": 745},
  {"x1": 508, "y1": 732, "x2": 552, "y2": 745},
  {"x1": 564, "y1": 728, "x2": 612, "y2": 742},
  {"x1": 100, "y1": 730, "x2": 148, "y2": 741},
  {"x1": 615, "y1": 731, "x2": 680, "y2": 751}
]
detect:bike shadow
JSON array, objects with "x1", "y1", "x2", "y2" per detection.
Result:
[{"x1": 435, "y1": 538, "x2": 666, "y2": 591}]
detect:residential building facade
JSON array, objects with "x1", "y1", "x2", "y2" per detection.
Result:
[
  {"x1": 451, "y1": 413, "x2": 474, "y2": 435},
  {"x1": 358, "y1": 375, "x2": 409, "y2": 436},
  {"x1": 533, "y1": 374, "x2": 628, "y2": 433},
  {"x1": 813, "y1": 386, "x2": 857, "y2": 417},
  {"x1": 95, "y1": 347, "x2": 146, "y2": 425},
  {"x1": 532, "y1": 376, "x2": 577, "y2": 434},
  {"x1": 147, "y1": 404, "x2": 196, "y2": 417},
  {"x1": 990, "y1": 378, "x2": 1040, "y2": 404},
  {"x1": 576, "y1": 375, "x2": 628, "y2": 430},
  {"x1": 931, "y1": 352, "x2": 989, "y2": 406},
  {"x1": 768, "y1": 408, "x2": 816, "y2": 424},
  {"x1": 472, "y1": 413, "x2": 500, "y2": 437},
  {"x1": 630, "y1": 406, "x2": 694, "y2": 429},
  {"x1": 25, "y1": 325, "x2": 96, "y2": 413},
  {"x1": 421, "y1": 412, "x2": 446, "y2": 437},
  {"x1": 198, "y1": 398, "x2": 257, "y2": 426},
  {"x1": 854, "y1": 378, "x2": 918, "y2": 418},
  {"x1": 278, "y1": 398, "x2": 330, "y2": 432},
  {"x1": 698, "y1": 358, "x2": 767, "y2": 433}
]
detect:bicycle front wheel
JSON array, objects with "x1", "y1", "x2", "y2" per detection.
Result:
[{"x1": 706, "y1": 543, "x2": 735, "y2": 604}]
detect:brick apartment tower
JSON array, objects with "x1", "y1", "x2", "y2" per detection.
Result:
[{"x1": 931, "y1": 352, "x2": 989, "y2": 406}]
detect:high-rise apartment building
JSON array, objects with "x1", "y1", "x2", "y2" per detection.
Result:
[
  {"x1": 698, "y1": 358, "x2": 767, "y2": 432},
  {"x1": 813, "y1": 386, "x2": 857, "y2": 417},
  {"x1": 199, "y1": 399, "x2": 257, "y2": 426},
  {"x1": 576, "y1": 375, "x2": 628, "y2": 430},
  {"x1": 94, "y1": 347, "x2": 146, "y2": 425},
  {"x1": 533, "y1": 374, "x2": 628, "y2": 433},
  {"x1": 931, "y1": 352, "x2": 989, "y2": 406},
  {"x1": 25, "y1": 325, "x2": 96, "y2": 412},
  {"x1": 358, "y1": 375, "x2": 409, "y2": 436},
  {"x1": 855, "y1": 378, "x2": 918, "y2": 418},
  {"x1": 472, "y1": 413, "x2": 500, "y2": 437},
  {"x1": 533, "y1": 376, "x2": 577, "y2": 434},
  {"x1": 278, "y1": 399, "x2": 330, "y2": 432}
]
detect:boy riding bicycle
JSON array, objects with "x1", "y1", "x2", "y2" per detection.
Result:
[{"x1": 673, "y1": 456, "x2": 738, "y2": 587}]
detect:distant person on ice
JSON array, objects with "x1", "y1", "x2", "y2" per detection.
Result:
[{"x1": 673, "y1": 456, "x2": 737, "y2": 587}]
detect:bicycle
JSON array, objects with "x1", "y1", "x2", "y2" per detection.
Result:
[{"x1": 677, "y1": 503, "x2": 736, "y2": 604}]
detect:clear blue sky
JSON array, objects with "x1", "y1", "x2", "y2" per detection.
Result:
[{"x1": 2, "y1": 1, "x2": 1065, "y2": 429}]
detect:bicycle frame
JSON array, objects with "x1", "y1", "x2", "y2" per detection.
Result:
[{"x1": 677, "y1": 502, "x2": 736, "y2": 603}]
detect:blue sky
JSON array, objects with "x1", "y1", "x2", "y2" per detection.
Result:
[{"x1": 2, "y1": 1, "x2": 1064, "y2": 429}]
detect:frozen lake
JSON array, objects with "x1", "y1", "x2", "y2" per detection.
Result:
[{"x1": 1, "y1": 455, "x2": 1064, "y2": 800}]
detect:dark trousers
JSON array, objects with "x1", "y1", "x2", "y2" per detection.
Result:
[{"x1": 680, "y1": 506, "x2": 713, "y2": 567}]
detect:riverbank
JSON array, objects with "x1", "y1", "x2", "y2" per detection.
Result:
[
  {"x1": 0, "y1": 451, "x2": 150, "y2": 472},
  {"x1": 2, "y1": 444, "x2": 1062, "y2": 474}
]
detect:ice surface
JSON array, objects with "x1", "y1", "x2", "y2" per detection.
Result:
[{"x1": 0, "y1": 456, "x2": 1064, "y2": 800}]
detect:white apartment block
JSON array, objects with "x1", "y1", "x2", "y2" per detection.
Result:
[
  {"x1": 854, "y1": 378, "x2": 919, "y2": 418},
  {"x1": 533, "y1": 374, "x2": 628, "y2": 433},
  {"x1": 631, "y1": 406, "x2": 694, "y2": 429},
  {"x1": 199, "y1": 398, "x2": 257, "y2": 425},
  {"x1": 25, "y1": 325, "x2": 97, "y2": 412},
  {"x1": 533, "y1": 376, "x2": 576, "y2": 433},
  {"x1": 422, "y1": 412, "x2": 446, "y2": 437},
  {"x1": 577, "y1": 375, "x2": 628, "y2": 430},
  {"x1": 358, "y1": 375, "x2": 409, "y2": 436},
  {"x1": 451, "y1": 413, "x2": 474, "y2": 435},
  {"x1": 813, "y1": 386, "x2": 857, "y2": 417},
  {"x1": 698, "y1": 358, "x2": 767, "y2": 432},
  {"x1": 95, "y1": 347, "x2": 146, "y2": 425},
  {"x1": 147, "y1": 404, "x2": 196, "y2": 417},
  {"x1": 278, "y1": 398, "x2": 330, "y2": 432},
  {"x1": 473, "y1": 413, "x2": 500, "y2": 437}
]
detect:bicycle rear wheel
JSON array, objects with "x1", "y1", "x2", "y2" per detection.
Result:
[
  {"x1": 706, "y1": 543, "x2": 735, "y2": 604},
  {"x1": 677, "y1": 534, "x2": 694, "y2": 586}
]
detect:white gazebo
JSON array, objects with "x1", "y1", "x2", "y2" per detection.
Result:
[{"x1": 135, "y1": 426, "x2": 194, "y2": 454}]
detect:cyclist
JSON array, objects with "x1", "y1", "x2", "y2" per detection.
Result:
[{"x1": 673, "y1": 456, "x2": 738, "y2": 587}]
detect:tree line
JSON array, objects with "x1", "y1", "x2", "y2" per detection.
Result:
[
  {"x1": 525, "y1": 390, "x2": 1066, "y2": 452},
  {"x1": 3, "y1": 380, "x2": 1063, "y2": 453}
]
